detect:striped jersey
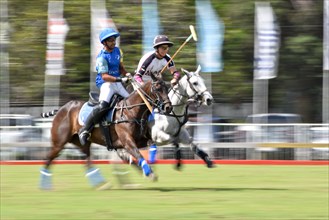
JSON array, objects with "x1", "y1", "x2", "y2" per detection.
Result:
[{"x1": 136, "y1": 51, "x2": 175, "y2": 77}]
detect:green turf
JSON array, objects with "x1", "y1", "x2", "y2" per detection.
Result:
[{"x1": 1, "y1": 164, "x2": 328, "y2": 220}]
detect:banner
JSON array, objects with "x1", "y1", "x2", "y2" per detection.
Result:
[
  {"x1": 0, "y1": 0, "x2": 10, "y2": 115},
  {"x1": 90, "y1": 0, "x2": 118, "y2": 91},
  {"x1": 90, "y1": 0, "x2": 118, "y2": 74},
  {"x1": 254, "y1": 2, "x2": 280, "y2": 79},
  {"x1": 196, "y1": 0, "x2": 224, "y2": 72},
  {"x1": 45, "y1": 1, "x2": 69, "y2": 75},
  {"x1": 324, "y1": 0, "x2": 329, "y2": 71},
  {"x1": 142, "y1": 0, "x2": 160, "y2": 54}
]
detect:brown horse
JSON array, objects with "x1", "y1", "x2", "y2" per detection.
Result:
[{"x1": 39, "y1": 76, "x2": 172, "y2": 190}]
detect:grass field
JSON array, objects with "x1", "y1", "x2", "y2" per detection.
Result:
[{"x1": 1, "y1": 164, "x2": 328, "y2": 220}]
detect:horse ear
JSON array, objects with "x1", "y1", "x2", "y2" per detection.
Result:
[
  {"x1": 196, "y1": 65, "x2": 201, "y2": 74},
  {"x1": 181, "y1": 68, "x2": 192, "y2": 77},
  {"x1": 181, "y1": 68, "x2": 192, "y2": 78}
]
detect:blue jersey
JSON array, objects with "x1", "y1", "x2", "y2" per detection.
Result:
[{"x1": 95, "y1": 47, "x2": 122, "y2": 88}]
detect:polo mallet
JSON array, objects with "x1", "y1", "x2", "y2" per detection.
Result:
[
  {"x1": 127, "y1": 73, "x2": 153, "y2": 113},
  {"x1": 132, "y1": 82, "x2": 153, "y2": 113},
  {"x1": 159, "y1": 25, "x2": 198, "y2": 75}
]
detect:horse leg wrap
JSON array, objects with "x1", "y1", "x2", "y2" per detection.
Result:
[
  {"x1": 112, "y1": 164, "x2": 132, "y2": 186},
  {"x1": 192, "y1": 144, "x2": 214, "y2": 168},
  {"x1": 85, "y1": 167, "x2": 106, "y2": 187},
  {"x1": 174, "y1": 146, "x2": 182, "y2": 161},
  {"x1": 174, "y1": 144, "x2": 182, "y2": 170},
  {"x1": 148, "y1": 144, "x2": 157, "y2": 164},
  {"x1": 39, "y1": 168, "x2": 52, "y2": 190},
  {"x1": 138, "y1": 159, "x2": 151, "y2": 176}
]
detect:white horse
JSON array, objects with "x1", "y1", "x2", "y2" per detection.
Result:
[
  {"x1": 149, "y1": 65, "x2": 215, "y2": 168},
  {"x1": 114, "y1": 65, "x2": 214, "y2": 180}
]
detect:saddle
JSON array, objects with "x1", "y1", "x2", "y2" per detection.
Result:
[
  {"x1": 88, "y1": 92, "x2": 100, "y2": 106},
  {"x1": 87, "y1": 91, "x2": 124, "y2": 151}
]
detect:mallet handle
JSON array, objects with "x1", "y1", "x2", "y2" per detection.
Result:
[
  {"x1": 159, "y1": 36, "x2": 191, "y2": 75},
  {"x1": 132, "y1": 82, "x2": 153, "y2": 113}
]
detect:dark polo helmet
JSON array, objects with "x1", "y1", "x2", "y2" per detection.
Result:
[{"x1": 153, "y1": 35, "x2": 174, "y2": 48}]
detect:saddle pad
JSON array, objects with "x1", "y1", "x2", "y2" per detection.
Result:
[{"x1": 78, "y1": 102, "x2": 115, "y2": 126}]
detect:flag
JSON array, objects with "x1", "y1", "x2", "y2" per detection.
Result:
[
  {"x1": 45, "y1": 1, "x2": 69, "y2": 75},
  {"x1": 90, "y1": 0, "x2": 118, "y2": 73},
  {"x1": 142, "y1": 0, "x2": 160, "y2": 54},
  {"x1": 90, "y1": 0, "x2": 118, "y2": 91},
  {"x1": 196, "y1": 0, "x2": 224, "y2": 72},
  {"x1": 324, "y1": 0, "x2": 329, "y2": 71},
  {"x1": 254, "y1": 2, "x2": 280, "y2": 79}
]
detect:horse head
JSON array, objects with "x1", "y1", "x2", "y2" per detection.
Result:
[
  {"x1": 181, "y1": 65, "x2": 214, "y2": 106},
  {"x1": 146, "y1": 74, "x2": 173, "y2": 113}
]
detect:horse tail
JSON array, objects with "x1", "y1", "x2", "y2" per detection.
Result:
[{"x1": 41, "y1": 109, "x2": 58, "y2": 118}]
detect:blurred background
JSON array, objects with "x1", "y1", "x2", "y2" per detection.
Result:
[{"x1": 0, "y1": 0, "x2": 328, "y2": 161}]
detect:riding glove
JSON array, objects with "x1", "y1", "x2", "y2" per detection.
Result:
[{"x1": 121, "y1": 77, "x2": 129, "y2": 83}]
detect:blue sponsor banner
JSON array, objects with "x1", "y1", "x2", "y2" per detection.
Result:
[
  {"x1": 142, "y1": 0, "x2": 160, "y2": 54},
  {"x1": 196, "y1": 0, "x2": 224, "y2": 73}
]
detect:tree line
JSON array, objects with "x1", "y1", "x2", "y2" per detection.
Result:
[{"x1": 5, "y1": 0, "x2": 324, "y2": 122}]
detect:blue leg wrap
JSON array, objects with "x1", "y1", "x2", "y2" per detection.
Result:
[
  {"x1": 138, "y1": 158, "x2": 151, "y2": 176},
  {"x1": 148, "y1": 144, "x2": 157, "y2": 164},
  {"x1": 39, "y1": 168, "x2": 52, "y2": 190},
  {"x1": 85, "y1": 167, "x2": 106, "y2": 187}
]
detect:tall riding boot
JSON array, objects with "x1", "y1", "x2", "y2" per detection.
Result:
[
  {"x1": 79, "y1": 101, "x2": 109, "y2": 145},
  {"x1": 78, "y1": 113, "x2": 95, "y2": 146}
]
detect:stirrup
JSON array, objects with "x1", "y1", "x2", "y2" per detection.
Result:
[{"x1": 79, "y1": 131, "x2": 90, "y2": 145}]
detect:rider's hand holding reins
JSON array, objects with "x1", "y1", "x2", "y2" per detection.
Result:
[
  {"x1": 119, "y1": 73, "x2": 132, "y2": 83},
  {"x1": 124, "y1": 73, "x2": 133, "y2": 83},
  {"x1": 121, "y1": 77, "x2": 129, "y2": 83}
]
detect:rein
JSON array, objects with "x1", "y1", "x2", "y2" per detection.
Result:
[
  {"x1": 106, "y1": 80, "x2": 169, "y2": 125},
  {"x1": 137, "y1": 80, "x2": 171, "y2": 114}
]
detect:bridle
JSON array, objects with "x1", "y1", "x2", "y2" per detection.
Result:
[
  {"x1": 171, "y1": 73, "x2": 209, "y2": 106},
  {"x1": 165, "y1": 73, "x2": 210, "y2": 137},
  {"x1": 140, "y1": 80, "x2": 171, "y2": 112}
]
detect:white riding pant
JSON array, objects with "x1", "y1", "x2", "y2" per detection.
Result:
[{"x1": 99, "y1": 82, "x2": 130, "y2": 103}]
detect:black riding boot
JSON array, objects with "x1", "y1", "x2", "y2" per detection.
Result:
[{"x1": 79, "y1": 101, "x2": 109, "y2": 146}]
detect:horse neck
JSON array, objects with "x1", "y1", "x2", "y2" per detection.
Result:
[{"x1": 169, "y1": 76, "x2": 189, "y2": 115}]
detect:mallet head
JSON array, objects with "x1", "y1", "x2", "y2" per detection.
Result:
[{"x1": 189, "y1": 25, "x2": 198, "y2": 41}]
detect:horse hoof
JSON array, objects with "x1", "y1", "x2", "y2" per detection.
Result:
[
  {"x1": 148, "y1": 173, "x2": 158, "y2": 182},
  {"x1": 97, "y1": 182, "x2": 112, "y2": 191},
  {"x1": 175, "y1": 163, "x2": 182, "y2": 171},
  {"x1": 121, "y1": 183, "x2": 141, "y2": 189},
  {"x1": 207, "y1": 161, "x2": 216, "y2": 168}
]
